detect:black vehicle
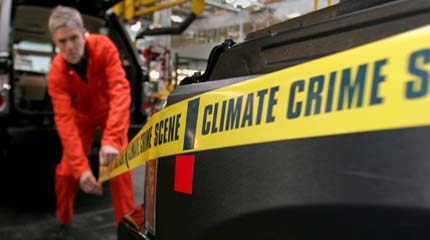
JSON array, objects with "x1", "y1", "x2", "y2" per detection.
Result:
[
  {"x1": 118, "y1": 0, "x2": 430, "y2": 239},
  {"x1": 0, "y1": 0, "x2": 145, "y2": 170}
]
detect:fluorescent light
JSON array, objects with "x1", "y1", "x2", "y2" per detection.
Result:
[
  {"x1": 171, "y1": 15, "x2": 184, "y2": 23},
  {"x1": 233, "y1": 0, "x2": 252, "y2": 8},
  {"x1": 149, "y1": 70, "x2": 160, "y2": 80},
  {"x1": 286, "y1": 12, "x2": 301, "y2": 19},
  {"x1": 131, "y1": 21, "x2": 142, "y2": 32}
]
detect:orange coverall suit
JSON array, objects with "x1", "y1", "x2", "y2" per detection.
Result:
[{"x1": 47, "y1": 34, "x2": 134, "y2": 226}]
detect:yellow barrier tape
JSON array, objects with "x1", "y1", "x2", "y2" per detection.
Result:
[{"x1": 99, "y1": 26, "x2": 430, "y2": 184}]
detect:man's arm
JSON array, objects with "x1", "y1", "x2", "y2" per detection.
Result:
[{"x1": 99, "y1": 36, "x2": 131, "y2": 166}]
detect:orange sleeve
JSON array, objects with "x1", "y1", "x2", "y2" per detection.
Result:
[
  {"x1": 100, "y1": 37, "x2": 131, "y2": 151},
  {"x1": 47, "y1": 61, "x2": 91, "y2": 180}
]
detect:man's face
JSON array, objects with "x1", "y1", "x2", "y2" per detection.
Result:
[{"x1": 52, "y1": 26, "x2": 86, "y2": 64}]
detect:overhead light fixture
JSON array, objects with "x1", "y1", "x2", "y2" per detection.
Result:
[
  {"x1": 171, "y1": 15, "x2": 184, "y2": 23},
  {"x1": 233, "y1": 0, "x2": 252, "y2": 8},
  {"x1": 131, "y1": 21, "x2": 142, "y2": 32},
  {"x1": 286, "y1": 12, "x2": 301, "y2": 19},
  {"x1": 149, "y1": 70, "x2": 160, "y2": 80}
]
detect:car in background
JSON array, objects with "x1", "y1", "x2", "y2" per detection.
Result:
[{"x1": 0, "y1": 0, "x2": 146, "y2": 172}]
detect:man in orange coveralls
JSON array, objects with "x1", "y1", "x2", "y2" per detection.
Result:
[{"x1": 47, "y1": 5, "x2": 134, "y2": 228}]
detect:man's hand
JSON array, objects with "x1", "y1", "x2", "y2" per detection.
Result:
[
  {"x1": 79, "y1": 170, "x2": 103, "y2": 195},
  {"x1": 99, "y1": 145, "x2": 119, "y2": 166}
]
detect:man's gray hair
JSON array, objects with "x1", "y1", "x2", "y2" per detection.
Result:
[{"x1": 48, "y1": 5, "x2": 84, "y2": 34}]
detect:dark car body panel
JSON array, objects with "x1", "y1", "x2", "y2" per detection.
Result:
[
  {"x1": 208, "y1": 0, "x2": 430, "y2": 81},
  {"x1": 150, "y1": 0, "x2": 430, "y2": 239}
]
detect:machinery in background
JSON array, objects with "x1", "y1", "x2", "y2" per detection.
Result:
[
  {"x1": 141, "y1": 45, "x2": 207, "y2": 120},
  {"x1": 141, "y1": 42, "x2": 172, "y2": 120},
  {"x1": 111, "y1": 0, "x2": 205, "y2": 38},
  {"x1": 173, "y1": 54, "x2": 207, "y2": 85},
  {"x1": 111, "y1": 0, "x2": 206, "y2": 120}
]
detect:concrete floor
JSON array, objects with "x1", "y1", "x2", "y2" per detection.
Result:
[{"x1": 0, "y1": 164, "x2": 144, "y2": 240}]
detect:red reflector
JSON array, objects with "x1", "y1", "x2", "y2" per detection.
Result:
[
  {"x1": 0, "y1": 95, "x2": 3, "y2": 107},
  {"x1": 174, "y1": 155, "x2": 194, "y2": 194}
]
